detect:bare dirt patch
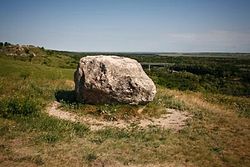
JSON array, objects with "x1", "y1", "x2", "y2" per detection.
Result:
[
  {"x1": 139, "y1": 108, "x2": 190, "y2": 130},
  {"x1": 46, "y1": 101, "x2": 191, "y2": 131}
]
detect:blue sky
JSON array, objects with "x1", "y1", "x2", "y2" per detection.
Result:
[{"x1": 0, "y1": 0, "x2": 250, "y2": 52}]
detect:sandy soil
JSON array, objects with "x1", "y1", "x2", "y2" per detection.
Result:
[{"x1": 46, "y1": 101, "x2": 191, "y2": 131}]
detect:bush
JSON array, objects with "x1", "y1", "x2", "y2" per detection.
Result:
[{"x1": 0, "y1": 96, "x2": 41, "y2": 118}]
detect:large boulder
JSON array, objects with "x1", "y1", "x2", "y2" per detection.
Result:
[{"x1": 74, "y1": 55, "x2": 156, "y2": 104}]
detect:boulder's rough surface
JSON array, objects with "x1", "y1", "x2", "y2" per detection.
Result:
[{"x1": 74, "y1": 55, "x2": 156, "y2": 104}]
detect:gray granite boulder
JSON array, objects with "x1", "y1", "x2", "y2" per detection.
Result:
[{"x1": 74, "y1": 55, "x2": 156, "y2": 104}]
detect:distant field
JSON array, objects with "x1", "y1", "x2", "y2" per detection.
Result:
[
  {"x1": 0, "y1": 48, "x2": 250, "y2": 166},
  {"x1": 157, "y1": 52, "x2": 250, "y2": 58}
]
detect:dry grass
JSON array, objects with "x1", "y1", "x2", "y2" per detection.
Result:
[
  {"x1": 0, "y1": 58, "x2": 249, "y2": 167},
  {"x1": 2, "y1": 87, "x2": 249, "y2": 166}
]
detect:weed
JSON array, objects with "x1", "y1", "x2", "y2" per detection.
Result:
[
  {"x1": 0, "y1": 96, "x2": 41, "y2": 118},
  {"x1": 40, "y1": 133, "x2": 60, "y2": 143},
  {"x1": 73, "y1": 122, "x2": 89, "y2": 137},
  {"x1": 85, "y1": 153, "x2": 98, "y2": 163}
]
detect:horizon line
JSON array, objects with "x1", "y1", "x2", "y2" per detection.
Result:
[{"x1": 3, "y1": 42, "x2": 250, "y2": 54}]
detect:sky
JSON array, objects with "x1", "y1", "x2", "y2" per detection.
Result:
[{"x1": 0, "y1": 0, "x2": 250, "y2": 52}]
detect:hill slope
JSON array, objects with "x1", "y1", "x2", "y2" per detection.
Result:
[{"x1": 0, "y1": 52, "x2": 249, "y2": 166}]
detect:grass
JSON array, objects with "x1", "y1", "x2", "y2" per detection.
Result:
[
  {"x1": 204, "y1": 93, "x2": 250, "y2": 117},
  {"x1": 58, "y1": 85, "x2": 188, "y2": 121},
  {"x1": 0, "y1": 55, "x2": 249, "y2": 166}
]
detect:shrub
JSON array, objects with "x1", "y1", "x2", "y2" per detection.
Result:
[{"x1": 0, "y1": 96, "x2": 41, "y2": 118}]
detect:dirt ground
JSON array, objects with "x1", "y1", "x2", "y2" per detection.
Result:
[{"x1": 46, "y1": 101, "x2": 191, "y2": 131}]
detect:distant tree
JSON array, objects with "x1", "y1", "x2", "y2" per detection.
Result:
[
  {"x1": 4, "y1": 42, "x2": 11, "y2": 46},
  {"x1": 0, "y1": 42, "x2": 3, "y2": 47}
]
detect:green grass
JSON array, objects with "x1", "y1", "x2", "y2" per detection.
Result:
[
  {"x1": 0, "y1": 55, "x2": 249, "y2": 167},
  {"x1": 204, "y1": 93, "x2": 250, "y2": 117},
  {"x1": 0, "y1": 57, "x2": 74, "y2": 79}
]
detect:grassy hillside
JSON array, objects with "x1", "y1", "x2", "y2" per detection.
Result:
[
  {"x1": 2, "y1": 44, "x2": 249, "y2": 96},
  {"x1": 0, "y1": 51, "x2": 250, "y2": 166}
]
